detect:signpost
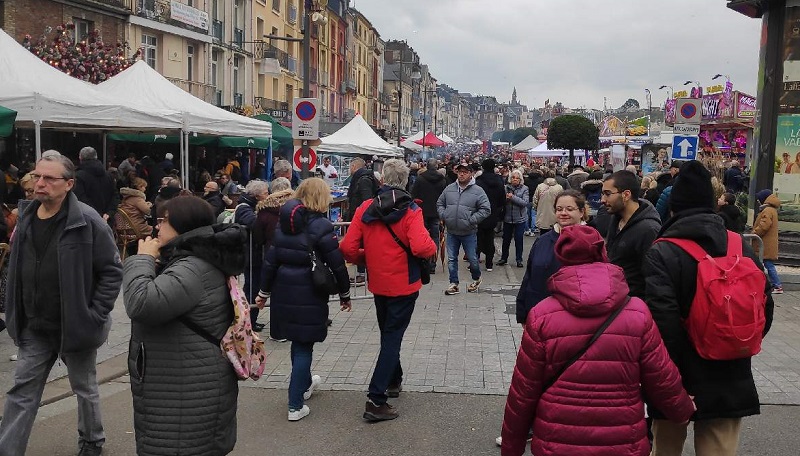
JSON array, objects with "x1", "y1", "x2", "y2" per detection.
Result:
[
  {"x1": 671, "y1": 135, "x2": 699, "y2": 160},
  {"x1": 292, "y1": 97, "x2": 321, "y2": 178}
]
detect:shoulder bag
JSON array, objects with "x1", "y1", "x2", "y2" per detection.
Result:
[
  {"x1": 306, "y1": 230, "x2": 338, "y2": 296},
  {"x1": 541, "y1": 297, "x2": 630, "y2": 392}
]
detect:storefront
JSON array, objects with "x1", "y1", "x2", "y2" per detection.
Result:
[{"x1": 697, "y1": 91, "x2": 756, "y2": 170}]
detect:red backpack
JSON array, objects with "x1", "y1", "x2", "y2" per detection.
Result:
[{"x1": 656, "y1": 231, "x2": 767, "y2": 360}]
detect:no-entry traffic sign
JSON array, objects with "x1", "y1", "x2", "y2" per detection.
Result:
[
  {"x1": 293, "y1": 146, "x2": 317, "y2": 172},
  {"x1": 292, "y1": 98, "x2": 320, "y2": 140}
]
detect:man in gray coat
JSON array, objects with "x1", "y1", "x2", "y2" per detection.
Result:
[
  {"x1": 437, "y1": 162, "x2": 491, "y2": 295},
  {"x1": 0, "y1": 151, "x2": 123, "y2": 456}
]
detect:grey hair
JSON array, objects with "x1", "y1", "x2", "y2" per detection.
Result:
[
  {"x1": 245, "y1": 179, "x2": 269, "y2": 197},
  {"x1": 273, "y1": 159, "x2": 292, "y2": 177},
  {"x1": 79, "y1": 146, "x2": 98, "y2": 161},
  {"x1": 381, "y1": 158, "x2": 409, "y2": 188},
  {"x1": 39, "y1": 150, "x2": 76, "y2": 179},
  {"x1": 427, "y1": 158, "x2": 438, "y2": 169},
  {"x1": 350, "y1": 157, "x2": 365, "y2": 169},
  {"x1": 510, "y1": 169, "x2": 524, "y2": 181},
  {"x1": 271, "y1": 177, "x2": 291, "y2": 192}
]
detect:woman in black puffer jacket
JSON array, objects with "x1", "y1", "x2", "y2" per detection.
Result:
[{"x1": 256, "y1": 178, "x2": 351, "y2": 421}]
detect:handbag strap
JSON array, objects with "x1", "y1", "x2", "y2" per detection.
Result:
[
  {"x1": 178, "y1": 316, "x2": 220, "y2": 346},
  {"x1": 384, "y1": 222, "x2": 413, "y2": 257},
  {"x1": 541, "y1": 297, "x2": 630, "y2": 392}
]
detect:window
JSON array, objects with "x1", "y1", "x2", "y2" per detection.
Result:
[
  {"x1": 187, "y1": 45, "x2": 194, "y2": 81},
  {"x1": 211, "y1": 0, "x2": 219, "y2": 20},
  {"x1": 285, "y1": 84, "x2": 294, "y2": 104},
  {"x1": 211, "y1": 49, "x2": 220, "y2": 87},
  {"x1": 141, "y1": 34, "x2": 157, "y2": 68},
  {"x1": 73, "y1": 18, "x2": 92, "y2": 42},
  {"x1": 233, "y1": 55, "x2": 241, "y2": 95},
  {"x1": 234, "y1": 0, "x2": 241, "y2": 29},
  {"x1": 272, "y1": 0, "x2": 280, "y2": 13}
]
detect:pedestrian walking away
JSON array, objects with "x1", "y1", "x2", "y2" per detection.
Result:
[
  {"x1": 341, "y1": 159, "x2": 437, "y2": 422},
  {"x1": 0, "y1": 151, "x2": 123, "y2": 456}
]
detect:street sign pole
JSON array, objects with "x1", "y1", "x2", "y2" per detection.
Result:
[{"x1": 301, "y1": 0, "x2": 312, "y2": 179}]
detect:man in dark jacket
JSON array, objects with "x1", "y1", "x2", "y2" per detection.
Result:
[
  {"x1": 601, "y1": 170, "x2": 661, "y2": 298},
  {"x1": 723, "y1": 161, "x2": 745, "y2": 193},
  {"x1": 74, "y1": 146, "x2": 118, "y2": 222},
  {"x1": 0, "y1": 151, "x2": 123, "y2": 456},
  {"x1": 201, "y1": 181, "x2": 226, "y2": 217},
  {"x1": 346, "y1": 158, "x2": 378, "y2": 285},
  {"x1": 234, "y1": 180, "x2": 269, "y2": 331},
  {"x1": 475, "y1": 158, "x2": 506, "y2": 270},
  {"x1": 411, "y1": 158, "x2": 448, "y2": 273},
  {"x1": 644, "y1": 160, "x2": 774, "y2": 456}
]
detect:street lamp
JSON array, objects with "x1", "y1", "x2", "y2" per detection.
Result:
[
  {"x1": 644, "y1": 88, "x2": 652, "y2": 136},
  {"x1": 712, "y1": 74, "x2": 731, "y2": 83},
  {"x1": 659, "y1": 85, "x2": 673, "y2": 99}
]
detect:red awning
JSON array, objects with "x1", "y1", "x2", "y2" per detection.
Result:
[{"x1": 414, "y1": 131, "x2": 446, "y2": 147}]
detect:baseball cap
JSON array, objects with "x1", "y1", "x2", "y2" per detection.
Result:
[{"x1": 456, "y1": 162, "x2": 471, "y2": 171}]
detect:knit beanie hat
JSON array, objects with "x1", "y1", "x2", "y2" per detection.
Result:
[
  {"x1": 555, "y1": 225, "x2": 608, "y2": 266},
  {"x1": 756, "y1": 189, "x2": 772, "y2": 204},
  {"x1": 669, "y1": 160, "x2": 714, "y2": 214}
]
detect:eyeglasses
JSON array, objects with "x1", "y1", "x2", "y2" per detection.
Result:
[
  {"x1": 555, "y1": 206, "x2": 580, "y2": 212},
  {"x1": 601, "y1": 190, "x2": 622, "y2": 197},
  {"x1": 30, "y1": 173, "x2": 69, "y2": 184}
]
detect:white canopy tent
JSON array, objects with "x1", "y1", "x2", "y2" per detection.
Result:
[
  {"x1": 512, "y1": 135, "x2": 541, "y2": 151},
  {"x1": 0, "y1": 28, "x2": 183, "y2": 158},
  {"x1": 528, "y1": 141, "x2": 584, "y2": 157},
  {"x1": 98, "y1": 61, "x2": 272, "y2": 187},
  {"x1": 318, "y1": 114, "x2": 402, "y2": 158},
  {"x1": 439, "y1": 133, "x2": 455, "y2": 144},
  {"x1": 400, "y1": 131, "x2": 424, "y2": 151}
]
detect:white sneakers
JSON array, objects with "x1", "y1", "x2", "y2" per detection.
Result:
[
  {"x1": 288, "y1": 405, "x2": 310, "y2": 421},
  {"x1": 9, "y1": 353, "x2": 17, "y2": 361},
  {"x1": 304, "y1": 374, "x2": 321, "y2": 400}
]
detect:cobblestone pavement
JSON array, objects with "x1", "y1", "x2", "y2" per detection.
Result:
[{"x1": 1, "y1": 235, "x2": 800, "y2": 407}]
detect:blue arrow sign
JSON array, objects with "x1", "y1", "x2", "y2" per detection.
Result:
[{"x1": 671, "y1": 135, "x2": 698, "y2": 160}]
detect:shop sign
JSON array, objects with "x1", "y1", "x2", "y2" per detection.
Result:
[
  {"x1": 736, "y1": 93, "x2": 757, "y2": 118},
  {"x1": 674, "y1": 123, "x2": 700, "y2": 136},
  {"x1": 170, "y1": 1, "x2": 209, "y2": 30},
  {"x1": 674, "y1": 90, "x2": 689, "y2": 99},
  {"x1": 705, "y1": 84, "x2": 725, "y2": 94},
  {"x1": 701, "y1": 93, "x2": 734, "y2": 121}
]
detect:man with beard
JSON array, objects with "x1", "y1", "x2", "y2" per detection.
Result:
[{"x1": 601, "y1": 170, "x2": 661, "y2": 298}]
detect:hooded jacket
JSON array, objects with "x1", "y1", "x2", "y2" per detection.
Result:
[
  {"x1": 341, "y1": 186, "x2": 437, "y2": 297},
  {"x1": 123, "y1": 223, "x2": 247, "y2": 456},
  {"x1": 644, "y1": 210, "x2": 774, "y2": 421},
  {"x1": 501, "y1": 262, "x2": 694, "y2": 456},
  {"x1": 411, "y1": 168, "x2": 448, "y2": 220},
  {"x1": 718, "y1": 204, "x2": 745, "y2": 234},
  {"x1": 753, "y1": 193, "x2": 781, "y2": 260},
  {"x1": 118, "y1": 187, "x2": 151, "y2": 238},
  {"x1": 436, "y1": 179, "x2": 491, "y2": 235},
  {"x1": 74, "y1": 158, "x2": 117, "y2": 218},
  {"x1": 580, "y1": 179, "x2": 604, "y2": 214},
  {"x1": 475, "y1": 170, "x2": 507, "y2": 228},
  {"x1": 260, "y1": 199, "x2": 350, "y2": 342},
  {"x1": 533, "y1": 178, "x2": 563, "y2": 230},
  {"x1": 605, "y1": 200, "x2": 661, "y2": 298},
  {"x1": 252, "y1": 188, "x2": 294, "y2": 255},
  {"x1": 566, "y1": 169, "x2": 589, "y2": 190},
  {"x1": 5, "y1": 192, "x2": 122, "y2": 353}
]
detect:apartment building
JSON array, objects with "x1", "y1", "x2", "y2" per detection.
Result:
[{"x1": 1, "y1": 0, "x2": 128, "y2": 45}]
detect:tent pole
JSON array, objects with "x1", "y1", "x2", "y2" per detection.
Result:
[
  {"x1": 179, "y1": 131, "x2": 185, "y2": 189},
  {"x1": 102, "y1": 132, "x2": 107, "y2": 168},
  {"x1": 34, "y1": 120, "x2": 42, "y2": 161}
]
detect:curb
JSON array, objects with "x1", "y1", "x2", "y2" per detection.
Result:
[{"x1": 0, "y1": 352, "x2": 128, "y2": 419}]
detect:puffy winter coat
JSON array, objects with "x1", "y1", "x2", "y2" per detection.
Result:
[
  {"x1": 515, "y1": 229, "x2": 560, "y2": 323},
  {"x1": 436, "y1": 180, "x2": 491, "y2": 235},
  {"x1": 566, "y1": 169, "x2": 589, "y2": 190},
  {"x1": 74, "y1": 158, "x2": 118, "y2": 218},
  {"x1": 655, "y1": 185, "x2": 673, "y2": 222},
  {"x1": 605, "y1": 199, "x2": 661, "y2": 298},
  {"x1": 644, "y1": 210, "x2": 775, "y2": 421},
  {"x1": 718, "y1": 204, "x2": 745, "y2": 234},
  {"x1": 260, "y1": 199, "x2": 350, "y2": 342},
  {"x1": 118, "y1": 187, "x2": 151, "y2": 238},
  {"x1": 341, "y1": 186, "x2": 437, "y2": 297},
  {"x1": 501, "y1": 262, "x2": 694, "y2": 456},
  {"x1": 475, "y1": 171, "x2": 507, "y2": 228},
  {"x1": 411, "y1": 168, "x2": 448, "y2": 220},
  {"x1": 753, "y1": 193, "x2": 781, "y2": 260},
  {"x1": 503, "y1": 183, "x2": 529, "y2": 224},
  {"x1": 123, "y1": 224, "x2": 248, "y2": 456},
  {"x1": 533, "y1": 178, "x2": 563, "y2": 230}
]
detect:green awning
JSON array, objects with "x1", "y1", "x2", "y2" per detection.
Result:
[
  {"x1": 217, "y1": 136, "x2": 276, "y2": 149},
  {"x1": 253, "y1": 114, "x2": 293, "y2": 147},
  {"x1": 0, "y1": 105, "x2": 17, "y2": 137},
  {"x1": 108, "y1": 133, "x2": 277, "y2": 149}
]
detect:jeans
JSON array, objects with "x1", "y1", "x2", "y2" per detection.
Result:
[
  {"x1": 0, "y1": 328, "x2": 104, "y2": 455},
  {"x1": 424, "y1": 217, "x2": 441, "y2": 271},
  {"x1": 501, "y1": 222, "x2": 526, "y2": 263},
  {"x1": 446, "y1": 232, "x2": 480, "y2": 285},
  {"x1": 528, "y1": 209, "x2": 537, "y2": 231},
  {"x1": 288, "y1": 341, "x2": 314, "y2": 410},
  {"x1": 476, "y1": 226, "x2": 496, "y2": 266},
  {"x1": 764, "y1": 260, "x2": 782, "y2": 288},
  {"x1": 367, "y1": 292, "x2": 417, "y2": 405}
]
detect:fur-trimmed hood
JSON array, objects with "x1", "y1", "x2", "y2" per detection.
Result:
[
  {"x1": 256, "y1": 188, "x2": 294, "y2": 212},
  {"x1": 120, "y1": 187, "x2": 146, "y2": 199}
]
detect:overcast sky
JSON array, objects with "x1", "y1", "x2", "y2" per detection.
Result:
[{"x1": 351, "y1": 0, "x2": 762, "y2": 111}]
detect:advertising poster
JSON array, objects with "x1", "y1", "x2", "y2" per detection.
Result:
[
  {"x1": 664, "y1": 99, "x2": 676, "y2": 125},
  {"x1": 780, "y1": 4, "x2": 800, "y2": 114},
  {"x1": 773, "y1": 115, "x2": 800, "y2": 230}
]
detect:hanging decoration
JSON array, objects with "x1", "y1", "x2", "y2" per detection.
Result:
[{"x1": 22, "y1": 23, "x2": 141, "y2": 84}]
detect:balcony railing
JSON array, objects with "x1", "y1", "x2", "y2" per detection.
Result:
[
  {"x1": 136, "y1": 0, "x2": 206, "y2": 33},
  {"x1": 320, "y1": 70, "x2": 329, "y2": 87},
  {"x1": 212, "y1": 20, "x2": 223, "y2": 41},
  {"x1": 339, "y1": 81, "x2": 346, "y2": 95},
  {"x1": 233, "y1": 93, "x2": 244, "y2": 108},
  {"x1": 254, "y1": 97, "x2": 289, "y2": 111},
  {"x1": 165, "y1": 77, "x2": 216, "y2": 103},
  {"x1": 346, "y1": 78, "x2": 356, "y2": 92},
  {"x1": 310, "y1": 68, "x2": 318, "y2": 84},
  {"x1": 233, "y1": 28, "x2": 244, "y2": 48},
  {"x1": 253, "y1": 41, "x2": 289, "y2": 70}
]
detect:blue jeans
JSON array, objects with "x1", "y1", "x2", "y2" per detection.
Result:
[
  {"x1": 446, "y1": 232, "x2": 480, "y2": 285},
  {"x1": 501, "y1": 222, "x2": 526, "y2": 263},
  {"x1": 367, "y1": 292, "x2": 417, "y2": 405},
  {"x1": 288, "y1": 341, "x2": 314, "y2": 410},
  {"x1": 424, "y1": 217, "x2": 441, "y2": 270},
  {"x1": 764, "y1": 260, "x2": 782, "y2": 288},
  {"x1": 528, "y1": 209, "x2": 537, "y2": 231}
]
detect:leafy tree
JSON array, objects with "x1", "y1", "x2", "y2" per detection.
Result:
[
  {"x1": 547, "y1": 115, "x2": 599, "y2": 166},
  {"x1": 22, "y1": 23, "x2": 141, "y2": 84}
]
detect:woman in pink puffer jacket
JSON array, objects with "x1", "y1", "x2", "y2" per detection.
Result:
[{"x1": 501, "y1": 225, "x2": 695, "y2": 456}]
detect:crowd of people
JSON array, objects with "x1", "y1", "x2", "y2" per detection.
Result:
[{"x1": 0, "y1": 144, "x2": 782, "y2": 455}]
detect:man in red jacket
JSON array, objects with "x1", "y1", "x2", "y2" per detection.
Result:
[{"x1": 341, "y1": 159, "x2": 436, "y2": 422}]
